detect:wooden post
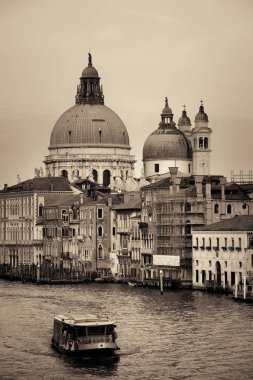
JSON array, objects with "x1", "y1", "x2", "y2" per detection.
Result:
[
  {"x1": 36, "y1": 265, "x2": 40, "y2": 285},
  {"x1": 235, "y1": 272, "x2": 238, "y2": 299},
  {"x1": 160, "y1": 270, "x2": 163, "y2": 295},
  {"x1": 243, "y1": 273, "x2": 247, "y2": 300}
]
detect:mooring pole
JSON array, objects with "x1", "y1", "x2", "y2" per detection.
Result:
[
  {"x1": 160, "y1": 269, "x2": 163, "y2": 295},
  {"x1": 36, "y1": 264, "x2": 40, "y2": 285},
  {"x1": 235, "y1": 272, "x2": 238, "y2": 299},
  {"x1": 243, "y1": 273, "x2": 247, "y2": 300}
]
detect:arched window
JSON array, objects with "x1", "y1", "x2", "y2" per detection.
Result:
[
  {"x1": 92, "y1": 169, "x2": 98, "y2": 182},
  {"x1": 38, "y1": 203, "x2": 43, "y2": 217},
  {"x1": 61, "y1": 170, "x2": 68, "y2": 179},
  {"x1": 72, "y1": 169, "x2": 79, "y2": 178},
  {"x1": 199, "y1": 137, "x2": 203, "y2": 149},
  {"x1": 227, "y1": 204, "x2": 232, "y2": 214},
  {"x1": 98, "y1": 226, "x2": 103, "y2": 237},
  {"x1": 204, "y1": 137, "x2": 208, "y2": 149},
  {"x1": 98, "y1": 245, "x2": 103, "y2": 259},
  {"x1": 61, "y1": 209, "x2": 69, "y2": 222},
  {"x1": 214, "y1": 204, "x2": 219, "y2": 214},
  {"x1": 103, "y1": 170, "x2": 110, "y2": 187}
]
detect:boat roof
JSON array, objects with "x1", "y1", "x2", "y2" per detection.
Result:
[{"x1": 54, "y1": 313, "x2": 115, "y2": 327}]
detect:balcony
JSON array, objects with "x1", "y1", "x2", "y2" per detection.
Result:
[
  {"x1": 140, "y1": 248, "x2": 153, "y2": 255},
  {"x1": 212, "y1": 246, "x2": 219, "y2": 251},
  {"x1": 117, "y1": 227, "x2": 130, "y2": 234},
  {"x1": 221, "y1": 246, "x2": 227, "y2": 251},
  {"x1": 228, "y1": 247, "x2": 234, "y2": 251}
]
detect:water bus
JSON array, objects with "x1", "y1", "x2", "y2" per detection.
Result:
[{"x1": 52, "y1": 313, "x2": 120, "y2": 356}]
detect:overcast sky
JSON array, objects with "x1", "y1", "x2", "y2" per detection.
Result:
[{"x1": 0, "y1": 0, "x2": 253, "y2": 187}]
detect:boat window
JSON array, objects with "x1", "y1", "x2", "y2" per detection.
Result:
[
  {"x1": 76, "y1": 327, "x2": 87, "y2": 337},
  {"x1": 87, "y1": 326, "x2": 106, "y2": 335}
]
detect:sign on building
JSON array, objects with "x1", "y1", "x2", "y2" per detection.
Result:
[{"x1": 153, "y1": 255, "x2": 180, "y2": 267}]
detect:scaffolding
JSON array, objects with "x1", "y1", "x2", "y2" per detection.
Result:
[
  {"x1": 155, "y1": 188, "x2": 188, "y2": 260},
  {"x1": 231, "y1": 170, "x2": 253, "y2": 184}
]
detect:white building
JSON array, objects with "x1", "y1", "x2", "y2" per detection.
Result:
[{"x1": 192, "y1": 215, "x2": 253, "y2": 292}]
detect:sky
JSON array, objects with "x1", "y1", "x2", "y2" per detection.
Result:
[{"x1": 0, "y1": 0, "x2": 253, "y2": 187}]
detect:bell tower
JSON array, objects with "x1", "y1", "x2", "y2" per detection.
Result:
[{"x1": 191, "y1": 101, "x2": 212, "y2": 175}]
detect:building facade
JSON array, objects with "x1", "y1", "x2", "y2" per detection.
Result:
[{"x1": 192, "y1": 215, "x2": 253, "y2": 294}]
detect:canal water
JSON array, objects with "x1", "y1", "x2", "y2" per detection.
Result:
[{"x1": 0, "y1": 281, "x2": 253, "y2": 380}]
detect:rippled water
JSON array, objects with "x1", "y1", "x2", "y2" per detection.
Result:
[{"x1": 0, "y1": 281, "x2": 253, "y2": 380}]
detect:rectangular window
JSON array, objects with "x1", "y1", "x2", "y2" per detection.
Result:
[
  {"x1": 208, "y1": 270, "x2": 212, "y2": 281},
  {"x1": 238, "y1": 238, "x2": 241, "y2": 249},
  {"x1": 196, "y1": 270, "x2": 199, "y2": 283},
  {"x1": 224, "y1": 271, "x2": 228, "y2": 285},
  {"x1": 231, "y1": 238, "x2": 234, "y2": 248},
  {"x1": 97, "y1": 208, "x2": 103, "y2": 219},
  {"x1": 224, "y1": 237, "x2": 227, "y2": 248},
  {"x1": 154, "y1": 163, "x2": 159, "y2": 173},
  {"x1": 216, "y1": 237, "x2": 219, "y2": 248},
  {"x1": 112, "y1": 226, "x2": 116, "y2": 236},
  {"x1": 251, "y1": 254, "x2": 253, "y2": 267},
  {"x1": 224, "y1": 261, "x2": 227, "y2": 267},
  {"x1": 231, "y1": 272, "x2": 235, "y2": 286}
]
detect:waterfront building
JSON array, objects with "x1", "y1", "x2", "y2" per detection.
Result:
[
  {"x1": 79, "y1": 195, "x2": 113, "y2": 278},
  {"x1": 143, "y1": 99, "x2": 211, "y2": 179},
  {"x1": 42, "y1": 193, "x2": 82, "y2": 278},
  {"x1": 44, "y1": 54, "x2": 137, "y2": 192},
  {"x1": 139, "y1": 170, "x2": 253, "y2": 287},
  {"x1": 192, "y1": 215, "x2": 253, "y2": 293},
  {"x1": 112, "y1": 192, "x2": 141, "y2": 279},
  {"x1": 0, "y1": 177, "x2": 72, "y2": 277}
]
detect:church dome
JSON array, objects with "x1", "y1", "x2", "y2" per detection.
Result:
[
  {"x1": 82, "y1": 66, "x2": 99, "y2": 78},
  {"x1": 49, "y1": 104, "x2": 130, "y2": 148},
  {"x1": 143, "y1": 99, "x2": 192, "y2": 161},
  {"x1": 178, "y1": 109, "x2": 191, "y2": 127},
  {"x1": 195, "y1": 103, "x2": 209, "y2": 122},
  {"x1": 143, "y1": 127, "x2": 192, "y2": 160}
]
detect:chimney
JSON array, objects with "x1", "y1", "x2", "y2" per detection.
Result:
[
  {"x1": 194, "y1": 175, "x2": 204, "y2": 199},
  {"x1": 169, "y1": 167, "x2": 180, "y2": 193},
  {"x1": 108, "y1": 197, "x2": 112, "y2": 208},
  {"x1": 220, "y1": 177, "x2": 226, "y2": 201}
]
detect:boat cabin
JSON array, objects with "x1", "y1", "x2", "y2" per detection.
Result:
[{"x1": 52, "y1": 313, "x2": 119, "y2": 355}]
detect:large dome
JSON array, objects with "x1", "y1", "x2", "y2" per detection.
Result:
[
  {"x1": 49, "y1": 104, "x2": 130, "y2": 148},
  {"x1": 143, "y1": 127, "x2": 192, "y2": 160}
]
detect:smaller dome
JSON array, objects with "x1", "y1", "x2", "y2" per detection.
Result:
[
  {"x1": 82, "y1": 66, "x2": 99, "y2": 78},
  {"x1": 162, "y1": 97, "x2": 173, "y2": 115},
  {"x1": 195, "y1": 104, "x2": 208, "y2": 122},
  {"x1": 178, "y1": 109, "x2": 191, "y2": 127}
]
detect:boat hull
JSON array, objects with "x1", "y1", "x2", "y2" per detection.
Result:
[{"x1": 52, "y1": 341, "x2": 120, "y2": 357}]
